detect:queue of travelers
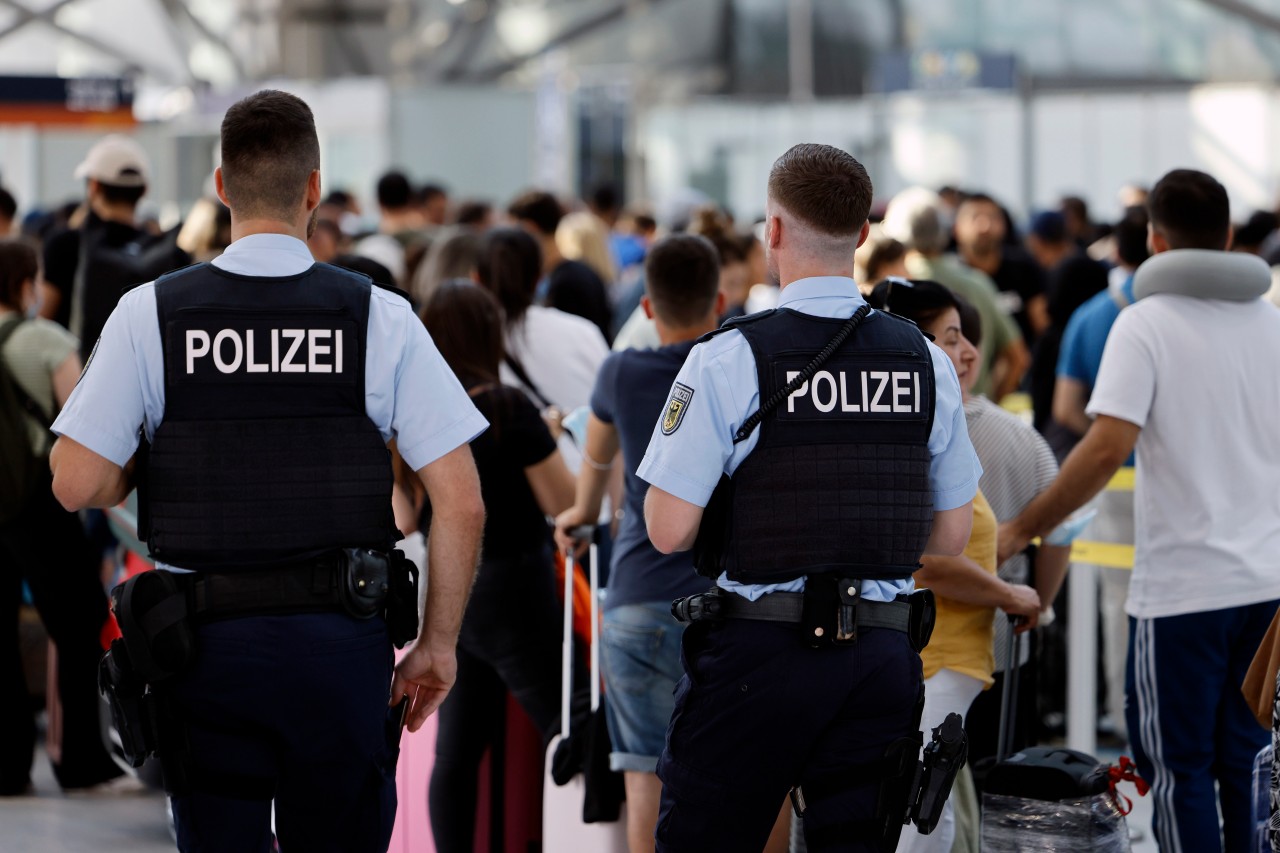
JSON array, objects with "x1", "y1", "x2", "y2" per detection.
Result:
[{"x1": 3, "y1": 107, "x2": 1280, "y2": 853}]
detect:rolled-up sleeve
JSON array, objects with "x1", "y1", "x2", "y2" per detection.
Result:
[
  {"x1": 365, "y1": 288, "x2": 488, "y2": 471},
  {"x1": 926, "y1": 344, "x2": 982, "y2": 511}
]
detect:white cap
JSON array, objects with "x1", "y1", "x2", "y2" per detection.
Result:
[{"x1": 74, "y1": 135, "x2": 150, "y2": 188}]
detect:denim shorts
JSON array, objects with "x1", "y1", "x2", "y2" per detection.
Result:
[{"x1": 600, "y1": 601, "x2": 687, "y2": 773}]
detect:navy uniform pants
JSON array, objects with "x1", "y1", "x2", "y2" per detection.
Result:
[
  {"x1": 167, "y1": 612, "x2": 401, "y2": 853},
  {"x1": 655, "y1": 618, "x2": 923, "y2": 853}
]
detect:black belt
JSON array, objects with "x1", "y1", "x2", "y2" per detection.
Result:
[
  {"x1": 180, "y1": 550, "x2": 390, "y2": 622},
  {"x1": 674, "y1": 588, "x2": 912, "y2": 633}
]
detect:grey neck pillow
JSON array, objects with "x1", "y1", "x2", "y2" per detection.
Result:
[{"x1": 1133, "y1": 249, "x2": 1271, "y2": 302}]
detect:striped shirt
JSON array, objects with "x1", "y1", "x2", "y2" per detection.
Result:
[{"x1": 964, "y1": 394, "x2": 1059, "y2": 669}]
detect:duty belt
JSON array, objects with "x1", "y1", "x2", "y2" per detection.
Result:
[
  {"x1": 672, "y1": 588, "x2": 912, "y2": 633},
  {"x1": 183, "y1": 549, "x2": 391, "y2": 623}
]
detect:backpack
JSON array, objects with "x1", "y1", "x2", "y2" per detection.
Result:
[{"x1": 0, "y1": 316, "x2": 54, "y2": 524}]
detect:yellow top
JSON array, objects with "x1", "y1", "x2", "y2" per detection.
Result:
[{"x1": 919, "y1": 489, "x2": 998, "y2": 688}]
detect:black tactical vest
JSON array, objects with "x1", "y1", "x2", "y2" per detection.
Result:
[
  {"x1": 140, "y1": 262, "x2": 396, "y2": 571},
  {"x1": 699, "y1": 308, "x2": 936, "y2": 584}
]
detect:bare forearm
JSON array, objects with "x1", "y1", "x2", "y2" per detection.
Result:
[
  {"x1": 1018, "y1": 442, "x2": 1122, "y2": 539},
  {"x1": 916, "y1": 556, "x2": 1015, "y2": 609},
  {"x1": 574, "y1": 464, "x2": 612, "y2": 520},
  {"x1": 421, "y1": 506, "x2": 483, "y2": 646}
]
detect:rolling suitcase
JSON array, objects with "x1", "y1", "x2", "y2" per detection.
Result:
[
  {"x1": 980, "y1": 620, "x2": 1135, "y2": 852},
  {"x1": 542, "y1": 543, "x2": 628, "y2": 851}
]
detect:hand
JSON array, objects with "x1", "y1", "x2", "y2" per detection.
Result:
[
  {"x1": 553, "y1": 506, "x2": 593, "y2": 558},
  {"x1": 997, "y1": 519, "x2": 1033, "y2": 566},
  {"x1": 1002, "y1": 583, "x2": 1041, "y2": 633},
  {"x1": 543, "y1": 407, "x2": 564, "y2": 441},
  {"x1": 390, "y1": 642, "x2": 457, "y2": 733}
]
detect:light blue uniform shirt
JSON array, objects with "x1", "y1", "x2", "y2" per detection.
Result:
[
  {"x1": 53, "y1": 234, "x2": 488, "y2": 568},
  {"x1": 636, "y1": 276, "x2": 981, "y2": 602}
]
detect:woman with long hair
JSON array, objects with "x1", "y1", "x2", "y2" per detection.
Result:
[
  {"x1": 0, "y1": 238, "x2": 125, "y2": 794},
  {"x1": 475, "y1": 227, "x2": 609, "y2": 430},
  {"x1": 421, "y1": 279, "x2": 575, "y2": 852}
]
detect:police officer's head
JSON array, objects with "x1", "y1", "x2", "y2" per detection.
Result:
[
  {"x1": 642, "y1": 233, "x2": 724, "y2": 332},
  {"x1": 215, "y1": 90, "x2": 322, "y2": 237},
  {"x1": 1147, "y1": 169, "x2": 1231, "y2": 253},
  {"x1": 764, "y1": 143, "x2": 873, "y2": 286}
]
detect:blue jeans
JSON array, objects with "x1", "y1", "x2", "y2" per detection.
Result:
[{"x1": 601, "y1": 602, "x2": 686, "y2": 772}]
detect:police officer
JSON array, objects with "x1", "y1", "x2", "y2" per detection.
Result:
[
  {"x1": 637, "y1": 144, "x2": 981, "y2": 852},
  {"x1": 48, "y1": 90, "x2": 487, "y2": 852}
]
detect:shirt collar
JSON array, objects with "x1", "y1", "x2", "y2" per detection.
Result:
[
  {"x1": 777, "y1": 276, "x2": 867, "y2": 309},
  {"x1": 212, "y1": 233, "x2": 315, "y2": 276}
]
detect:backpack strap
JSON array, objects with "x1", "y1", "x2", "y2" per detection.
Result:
[{"x1": 0, "y1": 316, "x2": 56, "y2": 432}]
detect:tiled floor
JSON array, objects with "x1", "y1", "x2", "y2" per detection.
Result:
[{"x1": 0, "y1": 748, "x2": 175, "y2": 853}]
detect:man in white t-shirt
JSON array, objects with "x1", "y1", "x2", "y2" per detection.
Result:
[{"x1": 1000, "y1": 168, "x2": 1280, "y2": 853}]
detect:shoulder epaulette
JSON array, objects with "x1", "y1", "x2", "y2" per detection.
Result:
[
  {"x1": 154, "y1": 262, "x2": 209, "y2": 286},
  {"x1": 695, "y1": 308, "x2": 777, "y2": 344}
]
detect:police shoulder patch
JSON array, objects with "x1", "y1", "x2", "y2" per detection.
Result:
[{"x1": 662, "y1": 382, "x2": 694, "y2": 435}]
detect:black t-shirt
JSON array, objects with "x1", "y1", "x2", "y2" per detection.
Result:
[
  {"x1": 988, "y1": 248, "x2": 1046, "y2": 345},
  {"x1": 546, "y1": 259, "x2": 613, "y2": 345},
  {"x1": 41, "y1": 227, "x2": 83, "y2": 330},
  {"x1": 1029, "y1": 252, "x2": 1108, "y2": 434},
  {"x1": 429, "y1": 384, "x2": 557, "y2": 560}
]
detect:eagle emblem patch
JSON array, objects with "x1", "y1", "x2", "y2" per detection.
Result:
[{"x1": 662, "y1": 382, "x2": 694, "y2": 435}]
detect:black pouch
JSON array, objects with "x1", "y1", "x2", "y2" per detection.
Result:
[
  {"x1": 692, "y1": 474, "x2": 734, "y2": 579},
  {"x1": 906, "y1": 587, "x2": 936, "y2": 653},
  {"x1": 384, "y1": 549, "x2": 419, "y2": 649},
  {"x1": 111, "y1": 570, "x2": 196, "y2": 684},
  {"x1": 98, "y1": 639, "x2": 160, "y2": 768},
  {"x1": 338, "y1": 548, "x2": 390, "y2": 620},
  {"x1": 801, "y1": 575, "x2": 841, "y2": 647}
]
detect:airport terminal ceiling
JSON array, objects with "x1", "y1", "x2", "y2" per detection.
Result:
[{"x1": 3, "y1": 0, "x2": 1280, "y2": 95}]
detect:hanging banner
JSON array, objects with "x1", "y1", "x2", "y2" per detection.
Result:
[{"x1": 0, "y1": 75, "x2": 136, "y2": 127}]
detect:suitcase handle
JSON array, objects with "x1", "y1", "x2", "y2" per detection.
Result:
[
  {"x1": 560, "y1": 544, "x2": 602, "y2": 741},
  {"x1": 995, "y1": 615, "x2": 1025, "y2": 763}
]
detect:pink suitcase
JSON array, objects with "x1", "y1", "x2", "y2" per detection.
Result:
[{"x1": 541, "y1": 544, "x2": 628, "y2": 851}]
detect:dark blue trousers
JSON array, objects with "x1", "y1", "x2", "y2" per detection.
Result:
[
  {"x1": 656, "y1": 619, "x2": 923, "y2": 853},
  {"x1": 1126, "y1": 600, "x2": 1278, "y2": 853},
  {"x1": 168, "y1": 612, "x2": 400, "y2": 853}
]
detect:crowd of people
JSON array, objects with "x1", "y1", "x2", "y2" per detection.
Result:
[{"x1": 3, "y1": 114, "x2": 1280, "y2": 853}]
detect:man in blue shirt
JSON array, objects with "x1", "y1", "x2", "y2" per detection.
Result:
[
  {"x1": 48, "y1": 90, "x2": 487, "y2": 852},
  {"x1": 638, "y1": 144, "x2": 981, "y2": 852}
]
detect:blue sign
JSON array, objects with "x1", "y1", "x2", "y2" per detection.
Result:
[{"x1": 871, "y1": 51, "x2": 1019, "y2": 94}]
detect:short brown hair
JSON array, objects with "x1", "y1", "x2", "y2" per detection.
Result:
[
  {"x1": 645, "y1": 234, "x2": 720, "y2": 328},
  {"x1": 0, "y1": 238, "x2": 38, "y2": 310},
  {"x1": 220, "y1": 90, "x2": 320, "y2": 221},
  {"x1": 767, "y1": 144, "x2": 873, "y2": 236}
]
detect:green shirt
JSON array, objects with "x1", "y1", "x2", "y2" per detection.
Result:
[
  {"x1": 905, "y1": 253, "x2": 1022, "y2": 397},
  {"x1": 0, "y1": 311, "x2": 77, "y2": 455}
]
